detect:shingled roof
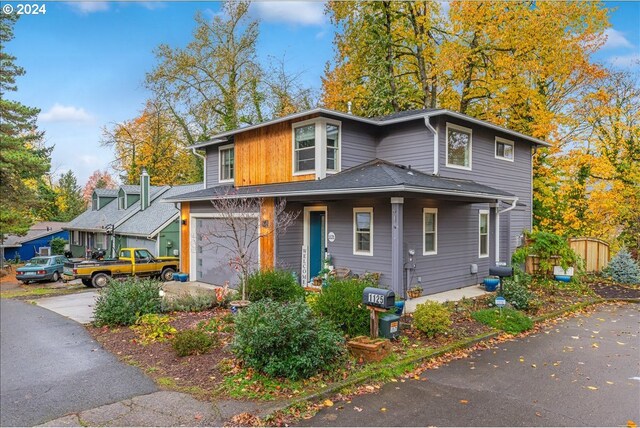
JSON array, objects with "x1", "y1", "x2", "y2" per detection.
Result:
[{"x1": 164, "y1": 159, "x2": 515, "y2": 203}]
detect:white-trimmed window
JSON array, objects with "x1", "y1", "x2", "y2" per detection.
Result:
[
  {"x1": 353, "y1": 207, "x2": 373, "y2": 256},
  {"x1": 479, "y1": 210, "x2": 489, "y2": 258},
  {"x1": 118, "y1": 194, "x2": 126, "y2": 210},
  {"x1": 326, "y1": 123, "x2": 339, "y2": 172},
  {"x1": 91, "y1": 195, "x2": 98, "y2": 210},
  {"x1": 423, "y1": 208, "x2": 438, "y2": 255},
  {"x1": 446, "y1": 123, "x2": 472, "y2": 170},
  {"x1": 219, "y1": 144, "x2": 235, "y2": 183},
  {"x1": 292, "y1": 118, "x2": 341, "y2": 177},
  {"x1": 293, "y1": 124, "x2": 316, "y2": 173},
  {"x1": 495, "y1": 137, "x2": 514, "y2": 162}
]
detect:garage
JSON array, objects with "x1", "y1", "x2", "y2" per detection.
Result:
[
  {"x1": 126, "y1": 236, "x2": 157, "y2": 255},
  {"x1": 193, "y1": 217, "x2": 259, "y2": 286}
]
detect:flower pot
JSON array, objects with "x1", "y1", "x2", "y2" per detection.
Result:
[
  {"x1": 483, "y1": 277, "x2": 500, "y2": 292},
  {"x1": 555, "y1": 275, "x2": 571, "y2": 283},
  {"x1": 408, "y1": 289, "x2": 422, "y2": 299},
  {"x1": 394, "y1": 300, "x2": 405, "y2": 315}
]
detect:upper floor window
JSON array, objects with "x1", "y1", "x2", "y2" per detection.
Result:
[
  {"x1": 446, "y1": 123, "x2": 472, "y2": 170},
  {"x1": 479, "y1": 210, "x2": 489, "y2": 258},
  {"x1": 118, "y1": 194, "x2": 125, "y2": 210},
  {"x1": 495, "y1": 137, "x2": 514, "y2": 162},
  {"x1": 353, "y1": 207, "x2": 373, "y2": 256},
  {"x1": 423, "y1": 208, "x2": 438, "y2": 255},
  {"x1": 219, "y1": 144, "x2": 235, "y2": 183},
  {"x1": 92, "y1": 195, "x2": 98, "y2": 210},
  {"x1": 294, "y1": 124, "x2": 316, "y2": 173},
  {"x1": 292, "y1": 118, "x2": 341, "y2": 177}
]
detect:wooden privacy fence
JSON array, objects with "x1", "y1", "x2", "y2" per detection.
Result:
[{"x1": 569, "y1": 237, "x2": 610, "y2": 273}]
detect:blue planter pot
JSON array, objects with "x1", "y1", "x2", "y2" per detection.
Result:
[
  {"x1": 555, "y1": 275, "x2": 571, "y2": 283},
  {"x1": 175, "y1": 273, "x2": 189, "y2": 282},
  {"x1": 394, "y1": 301, "x2": 405, "y2": 315},
  {"x1": 484, "y1": 278, "x2": 500, "y2": 292}
]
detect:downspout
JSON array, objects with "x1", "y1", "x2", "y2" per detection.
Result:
[
  {"x1": 423, "y1": 115, "x2": 439, "y2": 175},
  {"x1": 496, "y1": 198, "x2": 518, "y2": 263},
  {"x1": 191, "y1": 148, "x2": 206, "y2": 189}
]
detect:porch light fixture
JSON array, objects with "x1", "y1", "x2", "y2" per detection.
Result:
[{"x1": 181, "y1": 219, "x2": 187, "y2": 226}]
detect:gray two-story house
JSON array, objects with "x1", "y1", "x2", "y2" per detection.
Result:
[{"x1": 165, "y1": 108, "x2": 549, "y2": 298}]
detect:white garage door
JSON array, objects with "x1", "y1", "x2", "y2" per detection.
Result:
[
  {"x1": 126, "y1": 237, "x2": 157, "y2": 255},
  {"x1": 194, "y1": 217, "x2": 259, "y2": 286}
]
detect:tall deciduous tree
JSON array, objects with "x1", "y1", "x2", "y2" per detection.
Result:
[
  {"x1": 82, "y1": 170, "x2": 118, "y2": 205},
  {"x1": 102, "y1": 100, "x2": 201, "y2": 185},
  {"x1": 0, "y1": 14, "x2": 51, "y2": 236},
  {"x1": 146, "y1": 1, "x2": 263, "y2": 142}
]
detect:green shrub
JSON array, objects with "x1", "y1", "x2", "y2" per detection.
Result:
[
  {"x1": 472, "y1": 308, "x2": 533, "y2": 334},
  {"x1": 604, "y1": 248, "x2": 640, "y2": 284},
  {"x1": 172, "y1": 328, "x2": 216, "y2": 357},
  {"x1": 512, "y1": 231, "x2": 581, "y2": 272},
  {"x1": 93, "y1": 278, "x2": 163, "y2": 326},
  {"x1": 232, "y1": 299, "x2": 345, "y2": 380},
  {"x1": 310, "y1": 278, "x2": 370, "y2": 337},
  {"x1": 131, "y1": 314, "x2": 177, "y2": 344},
  {"x1": 162, "y1": 293, "x2": 218, "y2": 313},
  {"x1": 50, "y1": 237, "x2": 67, "y2": 255},
  {"x1": 502, "y1": 275, "x2": 532, "y2": 310},
  {"x1": 412, "y1": 301, "x2": 452, "y2": 337},
  {"x1": 246, "y1": 269, "x2": 304, "y2": 302}
]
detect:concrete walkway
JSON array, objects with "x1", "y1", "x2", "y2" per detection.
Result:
[
  {"x1": 36, "y1": 291, "x2": 99, "y2": 324},
  {"x1": 405, "y1": 284, "x2": 489, "y2": 313}
]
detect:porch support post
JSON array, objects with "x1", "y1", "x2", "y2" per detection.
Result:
[
  {"x1": 180, "y1": 202, "x2": 190, "y2": 273},
  {"x1": 390, "y1": 197, "x2": 404, "y2": 296},
  {"x1": 259, "y1": 198, "x2": 276, "y2": 269}
]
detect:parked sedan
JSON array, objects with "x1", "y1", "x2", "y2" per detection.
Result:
[{"x1": 15, "y1": 256, "x2": 70, "y2": 284}]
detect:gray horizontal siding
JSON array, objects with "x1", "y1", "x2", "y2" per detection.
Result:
[
  {"x1": 376, "y1": 121, "x2": 434, "y2": 174},
  {"x1": 275, "y1": 202, "x2": 304, "y2": 275},
  {"x1": 341, "y1": 119, "x2": 377, "y2": 170},
  {"x1": 205, "y1": 146, "x2": 219, "y2": 187},
  {"x1": 403, "y1": 199, "x2": 494, "y2": 295}
]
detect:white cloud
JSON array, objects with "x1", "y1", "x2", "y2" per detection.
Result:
[
  {"x1": 79, "y1": 154, "x2": 101, "y2": 166},
  {"x1": 608, "y1": 53, "x2": 640, "y2": 69},
  {"x1": 251, "y1": 1, "x2": 325, "y2": 26},
  {"x1": 602, "y1": 28, "x2": 633, "y2": 50},
  {"x1": 39, "y1": 103, "x2": 94, "y2": 123},
  {"x1": 66, "y1": 1, "x2": 110, "y2": 13}
]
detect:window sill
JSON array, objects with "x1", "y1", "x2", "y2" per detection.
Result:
[{"x1": 445, "y1": 163, "x2": 472, "y2": 171}]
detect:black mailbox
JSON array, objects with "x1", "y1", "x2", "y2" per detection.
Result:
[
  {"x1": 489, "y1": 266, "x2": 514, "y2": 278},
  {"x1": 363, "y1": 287, "x2": 395, "y2": 309}
]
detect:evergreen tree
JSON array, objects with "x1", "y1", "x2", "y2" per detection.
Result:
[
  {"x1": 0, "y1": 14, "x2": 51, "y2": 236},
  {"x1": 55, "y1": 171, "x2": 85, "y2": 221}
]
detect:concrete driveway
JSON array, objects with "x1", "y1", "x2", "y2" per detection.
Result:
[
  {"x1": 303, "y1": 303, "x2": 640, "y2": 427},
  {"x1": 36, "y1": 290, "x2": 98, "y2": 324},
  {"x1": 0, "y1": 299, "x2": 158, "y2": 427}
]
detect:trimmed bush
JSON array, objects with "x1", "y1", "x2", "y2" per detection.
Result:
[
  {"x1": 605, "y1": 248, "x2": 640, "y2": 284},
  {"x1": 502, "y1": 275, "x2": 532, "y2": 310},
  {"x1": 310, "y1": 278, "x2": 370, "y2": 337},
  {"x1": 172, "y1": 328, "x2": 216, "y2": 357},
  {"x1": 472, "y1": 308, "x2": 533, "y2": 334},
  {"x1": 94, "y1": 278, "x2": 163, "y2": 326},
  {"x1": 412, "y1": 301, "x2": 452, "y2": 337},
  {"x1": 246, "y1": 269, "x2": 304, "y2": 302},
  {"x1": 232, "y1": 299, "x2": 345, "y2": 380}
]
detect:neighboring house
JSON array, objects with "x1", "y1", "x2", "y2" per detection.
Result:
[
  {"x1": 65, "y1": 169, "x2": 200, "y2": 259},
  {"x1": 1, "y1": 222, "x2": 69, "y2": 261},
  {"x1": 165, "y1": 108, "x2": 549, "y2": 297}
]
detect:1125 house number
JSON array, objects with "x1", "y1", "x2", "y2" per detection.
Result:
[{"x1": 367, "y1": 293, "x2": 385, "y2": 305}]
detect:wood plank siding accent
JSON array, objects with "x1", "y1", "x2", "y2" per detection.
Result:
[
  {"x1": 180, "y1": 202, "x2": 190, "y2": 273},
  {"x1": 234, "y1": 115, "x2": 318, "y2": 186},
  {"x1": 259, "y1": 198, "x2": 275, "y2": 269}
]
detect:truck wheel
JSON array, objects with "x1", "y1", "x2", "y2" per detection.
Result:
[
  {"x1": 92, "y1": 273, "x2": 110, "y2": 288},
  {"x1": 51, "y1": 272, "x2": 60, "y2": 282},
  {"x1": 160, "y1": 268, "x2": 176, "y2": 282},
  {"x1": 81, "y1": 278, "x2": 93, "y2": 288}
]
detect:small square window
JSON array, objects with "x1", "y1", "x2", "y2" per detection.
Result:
[
  {"x1": 219, "y1": 145, "x2": 235, "y2": 182},
  {"x1": 495, "y1": 137, "x2": 514, "y2": 161},
  {"x1": 446, "y1": 123, "x2": 472, "y2": 169}
]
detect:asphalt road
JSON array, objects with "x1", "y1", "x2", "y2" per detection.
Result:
[
  {"x1": 0, "y1": 299, "x2": 157, "y2": 427},
  {"x1": 302, "y1": 303, "x2": 640, "y2": 427}
]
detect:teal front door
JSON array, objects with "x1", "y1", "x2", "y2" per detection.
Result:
[{"x1": 309, "y1": 211, "x2": 326, "y2": 279}]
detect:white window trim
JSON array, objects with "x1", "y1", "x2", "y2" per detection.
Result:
[
  {"x1": 353, "y1": 207, "x2": 374, "y2": 256},
  {"x1": 423, "y1": 208, "x2": 438, "y2": 255},
  {"x1": 479, "y1": 209, "x2": 489, "y2": 258},
  {"x1": 445, "y1": 122, "x2": 473, "y2": 171},
  {"x1": 218, "y1": 143, "x2": 235, "y2": 183},
  {"x1": 495, "y1": 136, "x2": 515, "y2": 162},
  {"x1": 291, "y1": 118, "x2": 342, "y2": 178}
]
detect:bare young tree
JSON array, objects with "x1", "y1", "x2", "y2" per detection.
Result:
[{"x1": 199, "y1": 193, "x2": 298, "y2": 302}]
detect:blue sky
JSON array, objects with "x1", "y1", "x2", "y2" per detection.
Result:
[{"x1": 4, "y1": 1, "x2": 639, "y2": 185}]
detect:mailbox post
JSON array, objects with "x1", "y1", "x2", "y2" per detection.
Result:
[{"x1": 362, "y1": 287, "x2": 395, "y2": 338}]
